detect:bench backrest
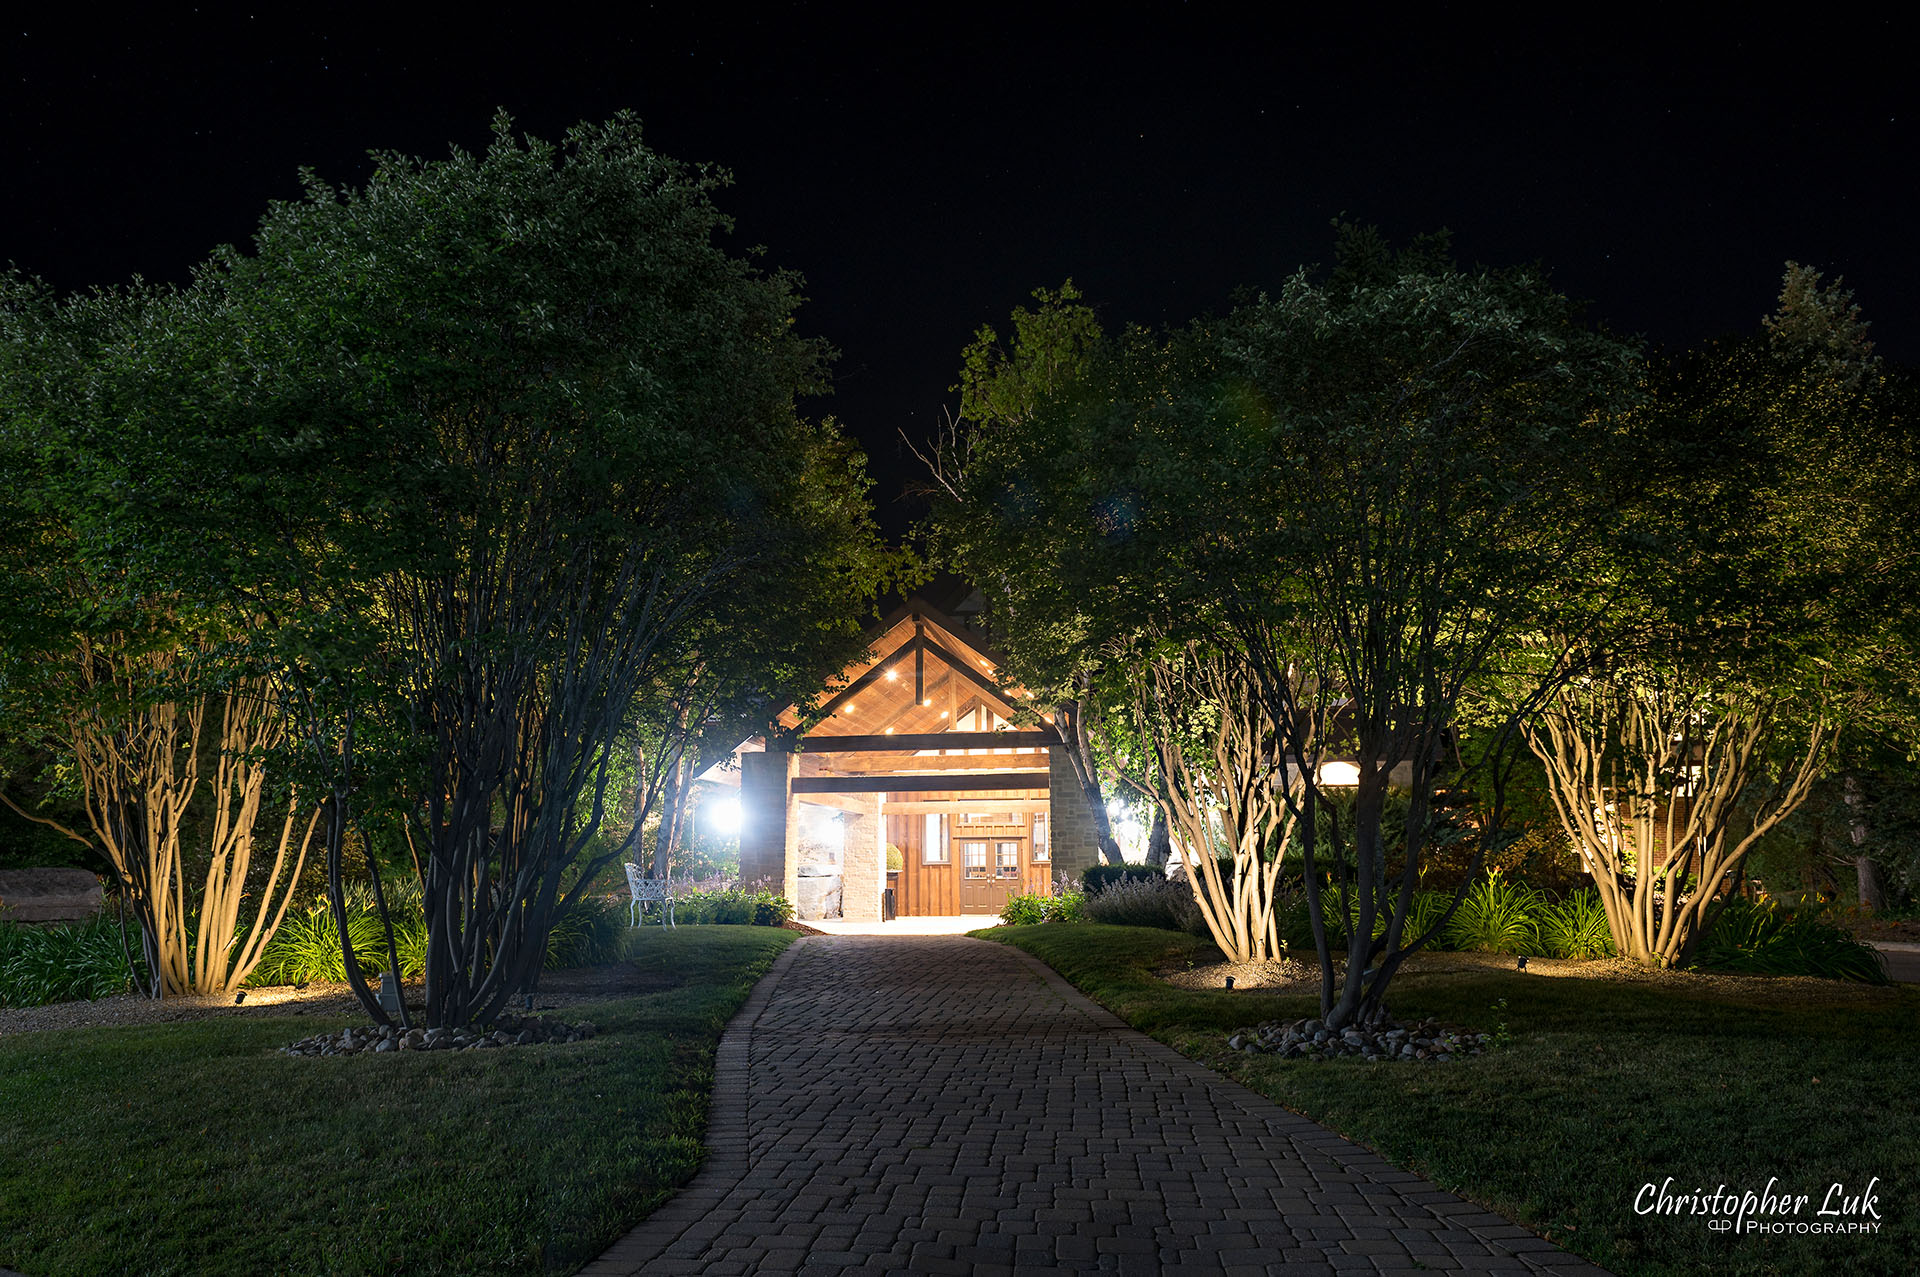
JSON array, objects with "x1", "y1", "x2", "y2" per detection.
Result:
[{"x1": 623, "y1": 862, "x2": 671, "y2": 902}]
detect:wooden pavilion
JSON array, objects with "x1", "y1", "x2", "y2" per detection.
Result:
[{"x1": 716, "y1": 588, "x2": 1102, "y2": 920}]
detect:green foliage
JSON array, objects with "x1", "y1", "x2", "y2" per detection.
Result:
[
  {"x1": 1441, "y1": 874, "x2": 1547, "y2": 956},
  {"x1": 0, "y1": 915, "x2": 146, "y2": 1007},
  {"x1": 1691, "y1": 899, "x2": 1890, "y2": 983},
  {"x1": 998, "y1": 890, "x2": 1086, "y2": 925},
  {"x1": 248, "y1": 888, "x2": 634, "y2": 986},
  {"x1": 673, "y1": 885, "x2": 793, "y2": 927},
  {"x1": 1081, "y1": 863, "x2": 1167, "y2": 894},
  {"x1": 1537, "y1": 888, "x2": 1616, "y2": 960}
]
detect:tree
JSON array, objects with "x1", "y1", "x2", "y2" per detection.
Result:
[
  {"x1": 1523, "y1": 264, "x2": 1919, "y2": 964},
  {"x1": 950, "y1": 229, "x2": 1640, "y2": 1024},
  {"x1": 31, "y1": 114, "x2": 890, "y2": 1029},
  {"x1": 0, "y1": 280, "x2": 316, "y2": 997},
  {"x1": 919, "y1": 282, "x2": 1130, "y2": 864}
]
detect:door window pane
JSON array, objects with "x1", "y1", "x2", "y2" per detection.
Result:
[
  {"x1": 963, "y1": 842, "x2": 989, "y2": 878},
  {"x1": 996, "y1": 842, "x2": 1020, "y2": 878}
]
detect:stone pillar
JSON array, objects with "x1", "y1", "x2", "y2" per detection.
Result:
[
  {"x1": 841, "y1": 796, "x2": 885, "y2": 922},
  {"x1": 739, "y1": 746, "x2": 795, "y2": 894},
  {"x1": 1048, "y1": 746, "x2": 1101, "y2": 886}
]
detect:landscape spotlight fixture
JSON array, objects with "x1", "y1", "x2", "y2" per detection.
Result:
[{"x1": 1516, "y1": 955, "x2": 1529, "y2": 972}]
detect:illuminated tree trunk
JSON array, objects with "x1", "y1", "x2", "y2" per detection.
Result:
[
  {"x1": 1527, "y1": 669, "x2": 1827, "y2": 968},
  {"x1": 50, "y1": 646, "x2": 316, "y2": 996},
  {"x1": 1132, "y1": 645, "x2": 1294, "y2": 964}
]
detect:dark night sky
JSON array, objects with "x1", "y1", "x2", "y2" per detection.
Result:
[{"x1": 6, "y1": 9, "x2": 1914, "y2": 536}]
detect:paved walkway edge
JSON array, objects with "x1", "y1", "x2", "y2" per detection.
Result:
[
  {"x1": 585, "y1": 933, "x2": 1609, "y2": 1276},
  {"x1": 580, "y1": 934, "x2": 811, "y2": 1276},
  {"x1": 991, "y1": 940, "x2": 1609, "y2": 1275}
]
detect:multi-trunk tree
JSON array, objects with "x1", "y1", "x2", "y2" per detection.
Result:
[
  {"x1": 16, "y1": 115, "x2": 891, "y2": 1029},
  {"x1": 0, "y1": 282, "x2": 315, "y2": 998},
  {"x1": 1521, "y1": 264, "x2": 1918, "y2": 966},
  {"x1": 935, "y1": 228, "x2": 1642, "y2": 1026}
]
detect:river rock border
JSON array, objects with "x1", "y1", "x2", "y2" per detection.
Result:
[
  {"x1": 283, "y1": 1012, "x2": 598, "y2": 1057},
  {"x1": 1228, "y1": 1015, "x2": 1488, "y2": 1062}
]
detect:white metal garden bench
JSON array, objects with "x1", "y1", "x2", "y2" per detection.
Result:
[{"x1": 623, "y1": 862, "x2": 675, "y2": 928}]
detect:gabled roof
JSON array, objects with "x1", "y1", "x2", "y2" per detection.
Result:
[{"x1": 778, "y1": 592, "x2": 1027, "y2": 741}]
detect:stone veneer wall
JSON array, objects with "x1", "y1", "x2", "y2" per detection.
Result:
[
  {"x1": 1048, "y1": 746, "x2": 1102, "y2": 884},
  {"x1": 840, "y1": 798, "x2": 885, "y2": 922}
]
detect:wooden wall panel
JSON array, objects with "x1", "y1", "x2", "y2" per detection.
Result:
[{"x1": 884, "y1": 788, "x2": 1048, "y2": 916}]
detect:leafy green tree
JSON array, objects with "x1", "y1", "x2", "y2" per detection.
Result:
[
  {"x1": 0, "y1": 281, "x2": 316, "y2": 997},
  {"x1": 922, "y1": 281, "x2": 1134, "y2": 864},
  {"x1": 24, "y1": 114, "x2": 890, "y2": 1029},
  {"x1": 1524, "y1": 264, "x2": 1919, "y2": 964},
  {"x1": 944, "y1": 228, "x2": 1641, "y2": 1022}
]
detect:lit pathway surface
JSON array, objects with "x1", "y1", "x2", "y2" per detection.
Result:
[
  {"x1": 583, "y1": 935, "x2": 1611, "y2": 1276},
  {"x1": 1873, "y1": 941, "x2": 1920, "y2": 983}
]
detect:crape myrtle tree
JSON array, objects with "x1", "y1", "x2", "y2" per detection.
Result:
[
  {"x1": 1202, "y1": 230, "x2": 1641, "y2": 1027},
  {"x1": 625, "y1": 426, "x2": 901, "y2": 881},
  {"x1": 45, "y1": 115, "x2": 889, "y2": 1030},
  {"x1": 948, "y1": 229, "x2": 1641, "y2": 1025},
  {"x1": 918, "y1": 283, "x2": 1130, "y2": 865},
  {"x1": 0, "y1": 280, "x2": 317, "y2": 997},
  {"x1": 1523, "y1": 265, "x2": 1920, "y2": 966}
]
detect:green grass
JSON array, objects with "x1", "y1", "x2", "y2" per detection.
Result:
[
  {"x1": 981, "y1": 922, "x2": 1918, "y2": 1277},
  {"x1": 0, "y1": 926, "x2": 792, "y2": 1277}
]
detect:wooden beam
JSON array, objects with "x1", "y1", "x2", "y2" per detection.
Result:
[
  {"x1": 798, "y1": 731, "x2": 1055, "y2": 753},
  {"x1": 920, "y1": 637, "x2": 1013, "y2": 709},
  {"x1": 792, "y1": 772, "x2": 1046, "y2": 794},
  {"x1": 817, "y1": 752, "x2": 1048, "y2": 775},
  {"x1": 810, "y1": 636, "x2": 922, "y2": 723},
  {"x1": 878, "y1": 798, "x2": 1052, "y2": 813}
]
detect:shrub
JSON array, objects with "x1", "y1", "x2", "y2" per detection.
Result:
[
  {"x1": 1539, "y1": 887, "x2": 1615, "y2": 959},
  {"x1": 545, "y1": 895, "x2": 629, "y2": 968},
  {"x1": 250, "y1": 885, "x2": 639, "y2": 987},
  {"x1": 1691, "y1": 899, "x2": 1890, "y2": 983},
  {"x1": 1084, "y1": 874, "x2": 1192, "y2": 931},
  {"x1": 675, "y1": 885, "x2": 793, "y2": 927},
  {"x1": 0, "y1": 914, "x2": 147, "y2": 1007},
  {"x1": 998, "y1": 890, "x2": 1086, "y2": 925},
  {"x1": 884, "y1": 843, "x2": 904, "y2": 871},
  {"x1": 1443, "y1": 872, "x2": 1546, "y2": 956},
  {"x1": 999, "y1": 894, "x2": 1049, "y2": 926},
  {"x1": 753, "y1": 895, "x2": 795, "y2": 927},
  {"x1": 1081, "y1": 863, "x2": 1167, "y2": 894}
]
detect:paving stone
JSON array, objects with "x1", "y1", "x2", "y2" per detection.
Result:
[{"x1": 580, "y1": 935, "x2": 1611, "y2": 1276}]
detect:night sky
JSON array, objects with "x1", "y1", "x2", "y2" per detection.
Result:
[{"x1": 6, "y1": 10, "x2": 1913, "y2": 537}]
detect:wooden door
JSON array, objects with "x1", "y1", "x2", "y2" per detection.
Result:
[{"x1": 958, "y1": 833, "x2": 1027, "y2": 914}]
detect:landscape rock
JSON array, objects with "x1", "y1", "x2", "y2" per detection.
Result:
[
  {"x1": 281, "y1": 1010, "x2": 603, "y2": 1058},
  {"x1": 1225, "y1": 1014, "x2": 1490, "y2": 1063}
]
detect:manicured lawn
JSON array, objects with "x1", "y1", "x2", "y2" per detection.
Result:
[
  {"x1": 0, "y1": 926, "x2": 792, "y2": 1277},
  {"x1": 983, "y1": 923, "x2": 1917, "y2": 1277}
]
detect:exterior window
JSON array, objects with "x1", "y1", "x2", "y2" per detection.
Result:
[
  {"x1": 923, "y1": 813, "x2": 950, "y2": 864},
  {"x1": 963, "y1": 841, "x2": 990, "y2": 878},
  {"x1": 1032, "y1": 813, "x2": 1050, "y2": 862},
  {"x1": 996, "y1": 841, "x2": 1021, "y2": 879}
]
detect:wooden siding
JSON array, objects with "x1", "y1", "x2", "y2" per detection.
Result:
[{"x1": 887, "y1": 787, "x2": 1048, "y2": 916}]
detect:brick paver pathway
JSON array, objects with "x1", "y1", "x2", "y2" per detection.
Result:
[{"x1": 583, "y1": 935, "x2": 1611, "y2": 1276}]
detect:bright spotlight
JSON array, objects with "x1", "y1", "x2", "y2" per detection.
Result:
[
  {"x1": 1317, "y1": 761, "x2": 1361, "y2": 786},
  {"x1": 705, "y1": 795, "x2": 743, "y2": 835}
]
